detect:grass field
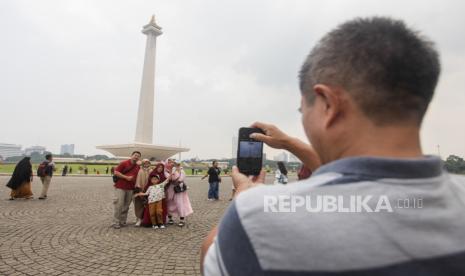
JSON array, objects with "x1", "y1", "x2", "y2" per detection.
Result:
[{"x1": 0, "y1": 163, "x2": 217, "y2": 176}]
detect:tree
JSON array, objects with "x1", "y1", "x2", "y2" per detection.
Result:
[{"x1": 444, "y1": 155, "x2": 465, "y2": 174}]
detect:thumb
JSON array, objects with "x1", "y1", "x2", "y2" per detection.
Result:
[
  {"x1": 231, "y1": 166, "x2": 250, "y2": 184},
  {"x1": 253, "y1": 169, "x2": 266, "y2": 183},
  {"x1": 231, "y1": 166, "x2": 253, "y2": 191}
]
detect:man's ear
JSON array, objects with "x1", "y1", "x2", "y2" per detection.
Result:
[{"x1": 312, "y1": 84, "x2": 343, "y2": 128}]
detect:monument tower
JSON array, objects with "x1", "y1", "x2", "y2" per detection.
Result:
[
  {"x1": 135, "y1": 15, "x2": 161, "y2": 144},
  {"x1": 97, "y1": 16, "x2": 189, "y2": 160}
]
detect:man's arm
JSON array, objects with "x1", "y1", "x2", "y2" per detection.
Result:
[
  {"x1": 200, "y1": 226, "x2": 218, "y2": 272},
  {"x1": 200, "y1": 166, "x2": 265, "y2": 272},
  {"x1": 250, "y1": 122, "x2": 321, "y2": 171},
  {"x1": 114, "y1": 164, "x2": 133, "y2": 181},
  {"x1": 201, "y1": 168, "x2": 210, "y2": 180}
]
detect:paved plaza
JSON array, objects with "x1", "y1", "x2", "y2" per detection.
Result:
[{"x1": 0, "y1": 175, "x2": 246, "y2": 276}]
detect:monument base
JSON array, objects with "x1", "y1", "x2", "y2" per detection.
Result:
[{"x1": 96, "y1": 143, "x2": 189, "y2": 160}]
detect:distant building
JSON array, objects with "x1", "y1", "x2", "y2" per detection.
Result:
[
  {"x1": 273, "y1": 151, "x2": 289, "y2": 162},
  {"x1": 263, "y1": 153, "x2": 267, "y2": 161},
  {"x1": 60, "y1": 144, "x2": 75, "y2": 155},
  {"x1": 0, "y1": 143, "x2": 23, "y2": 159},
  {"x1": 201, "y1": 161, "x2": 229, "y2": 170},
  {"x1": 24, "y1": 146, "x2": 46, "y2": 156},
  {"x1": 232, "y1": 135, "x2": 238, "y2": 159},
  {"x1": 53, "y1": 157, "x2": 85, "y2": 163}
]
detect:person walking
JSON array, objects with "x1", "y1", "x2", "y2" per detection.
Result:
[
  {"x1": 134, "y1": 159, "x2": 152, "y2": 227},
  {"x1": 62, "y1": 164, "x2": 68, "y2": 176},
  {"x1": 166, "y1": 162, "x2": 193, "y2": 227},
  {"x1": 202, "y1": 160, "x2": 221, "y2": 201},
  {"x1": 7, "y1": 157, "x2": 34, "y2": 200},
  {"x1": 37, "y1": 153, "x2": 55, "y2": 200},
  {"x1": 112, "y1": 151, "x2": 141, "y2": 229},
  {"x1": 274, "y1": 161, "x2": 288, "y2": 184}
]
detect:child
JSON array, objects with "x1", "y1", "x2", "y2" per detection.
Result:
[{"x1": 137, "y1": 175, "x2": 166, "y2": 229}]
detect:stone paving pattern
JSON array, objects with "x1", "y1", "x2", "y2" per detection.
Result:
[
  {"x1": 0, "y1": 174, "x2": 281, "y2": 275},
  {"x1": 0, "y1": 176, "x2": 229, "y2": 276}
]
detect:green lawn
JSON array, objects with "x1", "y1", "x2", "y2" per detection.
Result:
[{"x1": 0, "y1": 163, "x2": 219, "y2": 176}]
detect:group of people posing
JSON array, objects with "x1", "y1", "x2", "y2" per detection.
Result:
[{"x1": 112, "y1": 151, "x2": 193, "y2": 229}]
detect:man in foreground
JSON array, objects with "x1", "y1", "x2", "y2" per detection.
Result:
[
  {"x1": 112, "y1": 151, "x2": 141, "y2": 229},
  {"x1": 201, "y1": 17, "x2": 465, "y2": 275}
]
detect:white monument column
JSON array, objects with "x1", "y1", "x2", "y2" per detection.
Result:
[
  {"x1": 97, "y1": 15, "x2": 189, "y2": 160},
  {"x1": 134, "y1": 15, "x2": 163, "y2": 144}
]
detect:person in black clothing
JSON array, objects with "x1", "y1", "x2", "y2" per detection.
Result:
[
  {"x1": 202, "y1": 160, "x2": 221, "y2": 201},
  {"x1": 7, "y1": 157, "x2": 34, "y2": 200},
  {"x1": 62, "y1": 165, "x2": 68, "y2": 176},
  {"x1": 275, "y1": 161, "x2": 289, "y2": 184}
]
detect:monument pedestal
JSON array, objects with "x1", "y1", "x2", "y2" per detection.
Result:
[{"x1": 97, "y1": 143, "x2": 189, "y2": 160}]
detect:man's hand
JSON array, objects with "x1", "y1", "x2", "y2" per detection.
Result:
[
  {"x1": 126, "y1": 175, "x2": 134, "y2": 181},
  {"x1": 231, "y1": 166, "x2": 266, "y2": 197},
  {"x1": 200, "y1": 167, "x2": 266, "y2": 271},
  {"x1": 250, "y1": 121, "x2": 322, "y2": 171},
  {"x1": 250, "y1": 122, "x2": 293, "y2": 150}
]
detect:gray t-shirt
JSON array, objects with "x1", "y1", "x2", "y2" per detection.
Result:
[{"x1": 203, "y1": 156, "x2": 465, "y2": 275}]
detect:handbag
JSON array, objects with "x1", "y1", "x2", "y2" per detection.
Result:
[{"x1": 173, "y1": 180, "x2": 187, "y2": 193}]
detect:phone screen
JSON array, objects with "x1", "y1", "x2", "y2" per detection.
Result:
[
  {"x1": 237, "y1": 128, "x2": 264, "y2": 175},
  {"x1": 238, "y1": 141, "x2": 263, "y2": 158}
]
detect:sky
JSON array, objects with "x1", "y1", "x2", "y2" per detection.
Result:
[{"x1": 1, "y1": 0, "x2": 464, "y2": 160}]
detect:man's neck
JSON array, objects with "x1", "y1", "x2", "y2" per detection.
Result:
[{"x1": 330, "y1": 125, "x2": 423, "y2": 162}]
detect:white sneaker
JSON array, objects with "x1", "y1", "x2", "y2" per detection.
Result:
[
  {"x1": 135, "y1": 220, "x2": 141, "y2": 227},
  {"x1": 159, "y1": 225, "x2": 165, "y2": 229},
  {"x1": 152, "y1": 225, "x2": 159, "y2": 229}
]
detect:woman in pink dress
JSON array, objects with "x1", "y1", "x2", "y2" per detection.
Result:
[{"x1": 166, "y1": 162, "x2": 193, "y2": 227}]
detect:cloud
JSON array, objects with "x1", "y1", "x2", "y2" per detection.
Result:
[{"x1": 1, "y1": 0, "x2": 464, "y2": 160}]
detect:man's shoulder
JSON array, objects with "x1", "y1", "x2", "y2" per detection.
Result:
[
  {"x1": 448, "y1": 173, "x2": 465, "y2": 193},
  {"x1": 449, "y1": 173, "x2": 465, "y2": 182},
  {"x1": 118, "y1": 159, "x2": 133, "y2": 168},
  {"x1": 236, "y1": 172, "x2": 343, "y2": 207}
]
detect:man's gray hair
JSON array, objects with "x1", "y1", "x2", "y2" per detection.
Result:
[{"x1": 299, "y1": 17, "x2": 440, "y2": 125}]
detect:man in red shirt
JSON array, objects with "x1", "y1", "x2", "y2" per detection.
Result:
[{"x1": 112, "y1": 151, "x2": 141, "y2": 229}]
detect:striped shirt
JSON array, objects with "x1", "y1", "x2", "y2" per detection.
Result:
[{"x1": 203, "y1": 156, "x2": 465, "y2": 275}]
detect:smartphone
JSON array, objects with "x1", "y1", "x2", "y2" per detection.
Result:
[{"x1": 236, "y1": 127, "x2": 265, "y2": 175}]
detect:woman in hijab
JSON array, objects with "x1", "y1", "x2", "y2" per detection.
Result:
[
  {"x1": 134, "y1": 159, "x2": 152, "y2": 227},
  {"x1": 274, "y1": 161, "x2": 289, "y2": 184},
  {"x1": 166, "y1": 162, "x2": 193, "y2": 227},
  {"x1": 141, "y1": 163, "x2": 169, "y2": 227},
  {"x1": 6, "y1": 157, "x2": 34, "y2": 200}
]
